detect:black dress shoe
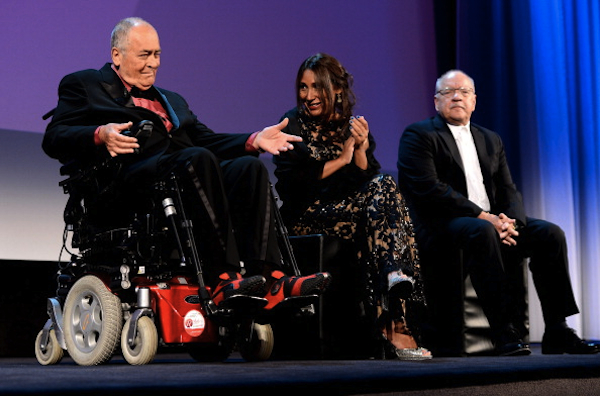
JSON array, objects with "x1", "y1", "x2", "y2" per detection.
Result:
[
  {"x1": 495, "y1": 324, "x2": 531, "y2": 356},
  {"x1": 496, "y1": 341, "x2": 531, "y2": 356},
  {"x1": 542, "y1": 327, "x2": 599, "y2": 354}
]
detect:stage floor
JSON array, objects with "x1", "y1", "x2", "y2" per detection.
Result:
[{"x1": 2, "y1": 344, "x2": 600, "y2": 395}]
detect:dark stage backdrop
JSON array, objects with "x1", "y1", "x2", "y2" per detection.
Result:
[{"x1": 0, "y1": 0, "x2": 437, "y2": 261}]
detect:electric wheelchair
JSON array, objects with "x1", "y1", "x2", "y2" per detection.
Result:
[{"x1": 34, "y1": 121, "x2": 317, "y2": 366}]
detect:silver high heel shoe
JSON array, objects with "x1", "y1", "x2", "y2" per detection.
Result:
[
  {"x1": 381, "y1": 332, "x2": 432, "y2": 361},
  {"x1": 388, "y1": 270, "x2": 415, "y2": 300}
]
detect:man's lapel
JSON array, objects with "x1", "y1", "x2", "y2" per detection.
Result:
[
  {"x1": 471, "y1": 125, "x2": 491, "y2": 177},
  {"x1": 471, "y1": 124, "x2": 494, "y2": 199},
  {"x1": 434, "y1": 114, "x2": 465, "y2": 173},
  {"x1": 156, "y1": 90, "x2": 180, "y2": 130},
  {"x1": 99, "y1": 63, "x2": 134, "y2": 107},
  {"x1": 97, "y1": 63, "x2": 180, "y2": 129}
]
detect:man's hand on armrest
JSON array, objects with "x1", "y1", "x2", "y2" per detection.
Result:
[{"x1": 96, "y1": 121, "x2": 139, "y2": 157}]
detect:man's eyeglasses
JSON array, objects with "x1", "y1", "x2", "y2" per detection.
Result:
[{"x1": 436, "y1": 87, "x2": 475, "y2": 97}]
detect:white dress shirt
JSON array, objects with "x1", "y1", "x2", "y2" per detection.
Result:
[{"x1": 447, "y1": 123, "x2": 491, "y2": 211}]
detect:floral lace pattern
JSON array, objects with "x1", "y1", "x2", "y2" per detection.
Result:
[
  {"x1": 289, "y1": 119, "x2": 426, "y2": 311},
  {"x1": 292, "y1": 174, "x2": 424, "y2": 304}
]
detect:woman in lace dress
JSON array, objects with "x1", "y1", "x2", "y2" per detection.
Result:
[{"x1": 273, "y1": 53, "x2": 431, "y2": 360}]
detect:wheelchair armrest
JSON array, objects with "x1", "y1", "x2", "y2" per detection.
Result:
[
  {"x1": 59, "y1": 160, "x2": 83, "y2": 177},
  {"x1": 58, "y1": 156, "x2": 121, "y2": 196},
  {"x1": 58, "y1": 120, "x2": 154, "y2": 177}
]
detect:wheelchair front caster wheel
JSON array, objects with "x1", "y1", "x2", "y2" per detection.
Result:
[
  {"x1": 35, "y1": 329, "x2": 64, "y2": 365},
  {"x1": 238, "y1": 322, "x2": 274, "y2": 362},
  {"x1": 121, "y1": 316, "x2": 158, "y2": 365}
]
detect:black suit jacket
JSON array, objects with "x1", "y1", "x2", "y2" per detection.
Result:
[
  {"x1": 43, "y1": 63, "x2": 252, "y2": 176},
  {"x1": 397, "y1": 114, "x2": 525, "y2": 241}
]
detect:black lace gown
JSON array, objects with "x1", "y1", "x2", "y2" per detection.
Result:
[{"x1": 274, "y1": 109, "x2": 427, "y2": 336}]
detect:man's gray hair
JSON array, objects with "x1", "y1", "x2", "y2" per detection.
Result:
[
  {"x1": 111, "y1": 17, "x2": 150, "y2": 50},
  {"x1": 435, "y1": 69, "x2": 476, "y2": 94}
]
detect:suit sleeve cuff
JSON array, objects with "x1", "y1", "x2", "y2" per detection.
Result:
[
  {"x1": 94, "y1": 126, "x2": 102, "y2": 146},
  {"x1": 245, "y1": 131, "x2": 264, "y2": 153}
]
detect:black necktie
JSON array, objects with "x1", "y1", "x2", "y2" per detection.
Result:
[{"x1": 130, "y1": 86, "x2": 157, "y2": 100}]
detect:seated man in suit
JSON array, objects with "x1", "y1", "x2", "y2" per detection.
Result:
[
  {"x1": 397, "y1": 69, "x2": 597, "y2": 356},
  {"x1": 42, "y1": 17, "x2": 330, "y2": 310}
]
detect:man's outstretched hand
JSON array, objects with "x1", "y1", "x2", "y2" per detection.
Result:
[{"x1": 253, "y1": 118, "x2": 302, "y2": 155}]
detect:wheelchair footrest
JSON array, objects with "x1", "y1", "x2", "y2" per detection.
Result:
[
  {"x1": 218, "y1": 295, "x2": 268, "y2": 311},
  {"x1": 267, "y1": 295, "x2": 319, "y2": 312}
]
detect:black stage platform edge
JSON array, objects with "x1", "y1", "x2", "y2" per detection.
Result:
[{"x1": 1, "y1": 346, "x2": 599, "y2": 396}]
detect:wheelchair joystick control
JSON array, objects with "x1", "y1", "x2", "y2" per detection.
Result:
[{"x1": 122, "y1": 120, "x2": 154, "y2": 154}]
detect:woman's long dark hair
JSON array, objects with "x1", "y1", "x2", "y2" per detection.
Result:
[{"x1": 295, "y1": 53, "x2": 356, "y2": 139}]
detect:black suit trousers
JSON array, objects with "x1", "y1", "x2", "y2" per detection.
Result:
[
  {"x1": 426, "y1": 216, "x2": 579, "y2": 332},
  {"x1": 153, "y1": 147, "x2": 281, "y2": 283}
]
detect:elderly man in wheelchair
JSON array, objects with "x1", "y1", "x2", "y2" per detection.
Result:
[{"x1": 34, "y1": 17, "x2": 330, "y2": 366}]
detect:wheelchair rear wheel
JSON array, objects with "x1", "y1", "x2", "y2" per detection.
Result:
[
  {"x1": 63, "y1": 275, "x2": 123, "y2": 366},
  {"x1": 34, "y1": 329, "x2": 64, "y2": 365},
  {"x1": 121, "y1": 316, "x2": 158, "y2": 365}
]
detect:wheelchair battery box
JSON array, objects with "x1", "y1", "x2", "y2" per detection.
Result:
[{"x1": 148, "y1": 279, "x2": 218, "y2": 344}]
